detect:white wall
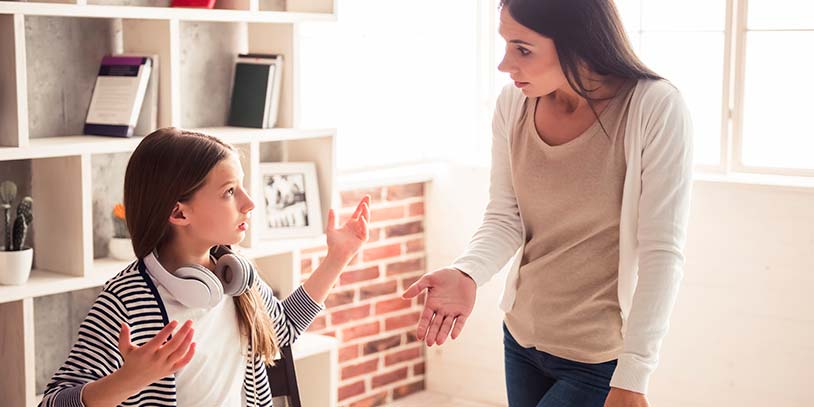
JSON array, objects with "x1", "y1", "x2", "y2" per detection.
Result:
[{"x1": 425, "y1": 167, "x2": 814, "y2": 407}]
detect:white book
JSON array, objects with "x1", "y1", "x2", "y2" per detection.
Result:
[{"x1": 84, "y1": 55, "x2": 152, "y2": 138}]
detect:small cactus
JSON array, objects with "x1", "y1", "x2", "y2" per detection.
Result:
[
  {"x1": 10, "y1": 197, "x2": 32, "y2": 251},
  {"x1": 1, "y1": 180, "x2": 17, "y2": 250},
  {"x1": 12, "y1": 214, "x2": 28, "y2": 251}
]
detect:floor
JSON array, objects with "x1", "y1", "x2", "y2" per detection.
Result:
[{"x1": 384, "y1": 391, "x2": 505, "y2": 407}]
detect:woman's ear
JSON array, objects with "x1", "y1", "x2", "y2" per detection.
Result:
[{"x1": 168, "y1": 202, "x2": 191, "y2": 226}]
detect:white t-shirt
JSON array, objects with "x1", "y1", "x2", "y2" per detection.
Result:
[{"x1": 144, "y1": 254, "x2": 248, "y2": 406}]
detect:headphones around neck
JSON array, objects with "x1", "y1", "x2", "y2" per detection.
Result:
[{"x1": 144, "y1": 245, "x2": 255, "y2": 309}]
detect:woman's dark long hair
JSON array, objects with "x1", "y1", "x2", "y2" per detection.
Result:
[{"x1": 500, "y1": 0, "x2": 662, "y2": 101}]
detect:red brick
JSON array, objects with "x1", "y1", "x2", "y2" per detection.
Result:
[
  {"x1": 368, "y1": 228, "x2": 382, "y2": 242},
  {"x1": 348, "y1": 391, "x2": 388, "y2": 407},
  {"x1": 385, "y1": 221, "x2": 423, "y2": 238},
  {"x1": 340, "y1": 266, "x2": 379, "y2": 285},
  {"x1": 301, "y1": 258, "x2": 313, "y2": 275},
  {"x1": 307, "y1": 315, "x2": 327, "y2": 332},
  {"x1": 371, "y1": 367, "x2": 409, "y2": 388},
  {"x1": 384, "y1": 347, "x2": 421, "y2": 366},
  {"x1": 363, "y1": 334, "x2": 402, "y2": 355},
  {"x1": 386, "y1": 258, "x2": 425, "y2": 276},
  {"x1": 342, "y1": 321, "x2": 380, "y2": 341},
  {"x1": 385, "y1": 312, "x2": 421, "y2": 331},
  {"x1": 413, "y1": 361, "x2": 425, "y2": 375},
  {"x1": 408, "y1": 202, "x2": 424, "y2": 216},
  {"x1": 401, "y1": 275, "x2": 421, "y2": 291},
  {"x1": 331, "y1": 304, "x2": 371, "y2": 325},
  {"x1": 338, "y1": 380, "x2": 366, "y2": 401},
  {"x1": 386, "y1": 183, "x2": 424, "y2": 200},
  {"x1": 406, "y1": 238, "x2": 424, "y2": 253},
  {"x1": 302, "y1": 245, "x2": 327, "y2": 255},
  {"x1": 375, "y1": 297, "x2": 411, "y2": 315},
  {"x1": 326, "y1": 289, "x2": 356, "y2": 308},
  {"x1": 393, "y1": 380, "x2": 425, "y2": 400},
  {"x1": 370, "y1": 205, "x2": 405, "y2": 223},
  {"x1": 359, "y1": 281, "x2": 398, "y2": 301},
  {"x1": 417, "y1": 292, "x2": 426, "y2": 306},
  {"x1": 340, "y1": 344, "x2": 360, "y2": 363},
  {"x1": 341, "y1": 358, "x2": 379, "y2": 380},
  {"x1": 404, "y1": 331, "x2": 418, "y2": 343},
  {"x1": 362, "y1": 244, "x2": 402, "y2": 262},
  {"x1": 341, "y1": 188, "x2": 384, "y2": 206}
]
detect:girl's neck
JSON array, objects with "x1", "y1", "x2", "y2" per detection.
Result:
[{"x1": 155, "y1": 239, "x2": 215, "y2": 274}]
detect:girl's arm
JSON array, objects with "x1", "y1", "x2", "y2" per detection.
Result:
[
  {"x1": 40, "y1": 288, "x2": 195, "y2": 407},
  {"x1": 255, "y1": 196, "x2": 371, "y2": 347}
]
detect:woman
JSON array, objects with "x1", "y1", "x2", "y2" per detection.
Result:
[{"x1": 403, "y1": 1, "x2": 693, "y2": 406}]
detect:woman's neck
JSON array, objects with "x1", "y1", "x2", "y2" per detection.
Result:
[
  {"x1": 155, "y1": 239, "x2": 215, "y2": 274},
  {"x1": 548, "y1": 75, "x2": 625, "y2": 115}
]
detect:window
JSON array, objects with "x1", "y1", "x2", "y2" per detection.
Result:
[{"x1": 298, "y1": 0, "x2": 479, "y2": 172}]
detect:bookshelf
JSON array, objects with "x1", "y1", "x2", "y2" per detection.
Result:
[{"x1": 0, "y1": 1, "x2": 339, "y2": 406}]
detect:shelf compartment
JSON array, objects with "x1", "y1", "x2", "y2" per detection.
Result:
[{"x1": 0, "y1": 14, "x2": 28, "y2": 148}]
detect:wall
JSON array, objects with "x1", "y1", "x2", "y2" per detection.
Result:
[{"x1": 302, "y1": 182, "x2": 429, "y2": 407}]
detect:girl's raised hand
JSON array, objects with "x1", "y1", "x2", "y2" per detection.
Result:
[
  {"x1": 117, "y1": 320, "x2": 196, "y2": 389},
  {"x1": 326, "y1": 195, "x2": 370, "y2": 264}
]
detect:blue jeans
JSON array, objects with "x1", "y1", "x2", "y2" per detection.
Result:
[{"x1": 503, "y1": 323, "x2": 617, "y2": 407}]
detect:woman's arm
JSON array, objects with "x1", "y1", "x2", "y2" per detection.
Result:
[
  {"x1": 610, "y1": 87, "x2": 694, "y2": 395},
  {"x1": 403, "y1": 85, "x2": 524, "y2": 346}
]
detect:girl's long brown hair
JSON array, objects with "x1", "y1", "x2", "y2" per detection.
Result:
[{"x1": 124, "y1": 127, "x2": 279, "y2": 364}]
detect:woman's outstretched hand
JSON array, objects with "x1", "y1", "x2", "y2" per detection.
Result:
[{"x1": 402, "y1": 267, "x2": 477, "y2": 346}]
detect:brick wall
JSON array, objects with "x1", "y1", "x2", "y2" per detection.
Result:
[{"x1": 300, "y1": 182, "x2": 428, "y2": 407}]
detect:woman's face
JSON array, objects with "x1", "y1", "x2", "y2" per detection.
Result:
[
  {"x1": 497, "y1": 7, "x2": 568, "y2": 97},
  {"x1": 176, "y1": 153, "x2": 255, "y2": 247}
]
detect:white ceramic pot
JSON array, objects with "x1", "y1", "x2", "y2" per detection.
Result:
[
  {"x1": 108, "y1": 237, "x2": 135, "y2": 261},
  {"x1": 0, "y1": 247, "x2": 34, "y2": 285}
]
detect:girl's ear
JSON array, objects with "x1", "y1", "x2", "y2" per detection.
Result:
[{"x1": 168, "y1": 202, "x2": 190, "y2": 226}]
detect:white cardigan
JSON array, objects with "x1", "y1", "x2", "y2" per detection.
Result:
[{"x1": 451, "y1": 79, "x2": 694, "y2": 394}]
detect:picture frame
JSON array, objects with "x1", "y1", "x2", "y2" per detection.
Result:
[{"x1": 259, "y1": 162, "x2": 323, "y2": 239}]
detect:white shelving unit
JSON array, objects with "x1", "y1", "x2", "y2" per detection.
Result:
[{"x1": 0, "y1": 1, "x2": 339, "y2": 406}]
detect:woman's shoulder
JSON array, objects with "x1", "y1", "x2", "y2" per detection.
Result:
[{"x1": 632, "y1": 78, "x2": 684, "y2": 107}]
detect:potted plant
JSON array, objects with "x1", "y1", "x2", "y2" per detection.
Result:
[
  {"x1": 108, "y1": 203, "x2": 135, "y2": 261},
  {"x1": 0, "y1": 180, "x2": 34, "y2": 285}
]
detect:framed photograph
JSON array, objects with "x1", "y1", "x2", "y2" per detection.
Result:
[{"x1": 259, "y1": 162, "x2": 323, "y2": 239}]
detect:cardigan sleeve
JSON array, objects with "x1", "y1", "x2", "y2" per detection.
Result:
[
  {"x1": 39, "y1": 289, "x2": 128, "y2": 407},
  {"x1": 610, "y1": 86, "x2": 694, "y2": 394},
  {"x1": 449, "y1": 84, "x2": 524, "y2": 287}
]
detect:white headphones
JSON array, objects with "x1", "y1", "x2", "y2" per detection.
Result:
[{"x1": 143, "y1": 245, "x2": 255, "y2": 309}]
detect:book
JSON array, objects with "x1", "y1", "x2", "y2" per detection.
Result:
[
  {"x1": 84, "y1": 56, "x2": 153, "y2": 138},
  {"x1": 123, "y1": 53, "x2": 159, "y2": 137},
  {"x1": 227, "y1": 53, "x2": 284, "y2": 129}
]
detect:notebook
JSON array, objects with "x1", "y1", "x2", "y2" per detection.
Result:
[
  {"x1": 84, "y1": 55, "x2": 153, "y2": 138},
  {"x1": 227, "y1": 53, "x2": 284, "y2": 129}
]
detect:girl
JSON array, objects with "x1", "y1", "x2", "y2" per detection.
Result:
[
  {"x1": 403, "y1": 1, "x2": 693, "y2": 406},
  {"x1": 40, "y1": 127, "x2": 370, "y2": 407}
]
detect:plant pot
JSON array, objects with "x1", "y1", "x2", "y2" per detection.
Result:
[
  {"x1": 108, "y1": 237, "x2": 135, "y2": 261},
  {"x1": 0, "y1": 246, "x2": 33, "y2": 285}
]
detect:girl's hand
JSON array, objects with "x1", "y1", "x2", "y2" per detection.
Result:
[
  {"x1": 604, "y1": 387, "x2": 649, "y2": 407},
  {"x1": 326, "y1": 195, "x2": 370, "y2": 264},
  {"x1": 116, "y1": 320, "x2": 196, "y2": 389}
]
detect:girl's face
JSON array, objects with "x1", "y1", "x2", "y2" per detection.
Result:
[
  {"x1": 174, "y1": 153, "x2": 255, "y2": 247},
  {"x1": 497, "y1": 7, "x2": 567, "y2": 98}
]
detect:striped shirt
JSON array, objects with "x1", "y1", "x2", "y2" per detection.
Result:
[{"x1": 39, "y1": 258, "x2": 323, "y2": 407}]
